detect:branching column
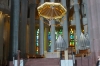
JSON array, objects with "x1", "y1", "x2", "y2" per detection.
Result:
[
  {"x1": 61, "y1": 0, "x2": 69, "y2": 49},
  {"x1": 39, "y1": 0, "x2": 44, "y2": 56},
  {"x1": 50, "y1": 0, "x2": 55, "y2": 52},
  {"x1": 74, "y1": 0, "x2": 81, "y2": 53}
]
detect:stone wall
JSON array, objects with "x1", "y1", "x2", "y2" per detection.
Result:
[
  {"x1": 0, "y1": 0, "x2": 10, "y2": 14},
  {"x1": 86, "y1": 0, "x2": 100, "y2": 65}
]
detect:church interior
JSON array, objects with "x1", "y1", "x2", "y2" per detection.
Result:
[{"x1": 0, "y1": 0, "x2": 99, "y2": 66}]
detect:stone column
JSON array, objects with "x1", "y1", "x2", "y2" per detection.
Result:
[
  {"x1": 81, "y1": 0, "x2": 88, "y2": 34},
  {"x1": 74, "y1": 0, "x2": 81, "y2": 52},
  {"x1": 39, "y1": 17, "x2": 44, "y2": 55},
  {"x1": 61, "y1": 0, "x2": 69, "y2": 49},
  {"x1": 8, "y1": 0, "x2": 11, "y2": 9},
  {"x1": 0, "y1": 12, "x2": 4, "y2": 63},
  {"x1": 50, "y1": 0, "x2": 55, "y2": 52},
  {"x1": 82, "y1": 0, "x2": 90, "y2": 35},
  {"x1": 26, "y1": 25, "x2": 29, "y2": 54},
  {"x1": 9, "y1": 0, "x2": 20, "y2": 61},
  {"x1": 39, "y1": 0, "x2": 44, "y2": 56},
  {"x1": 19, "y1": 0, "x2": 28, "y2": 58},
  {"x1": 29, "y1": 1, "x2": 36, "y2": 55},
  {"x1": 44, "y1": 27, "x2": 49, "y2": 51},
  {"x1": 50, "y1": 20, "x2": 55, "y2": 52},
  {"x1": 83, "y1": 25, "x2": 87, "y2": 34}
]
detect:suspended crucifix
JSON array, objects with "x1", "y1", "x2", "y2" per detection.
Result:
[{"x1": 37, "y1": 2, "x2": 67, "y2": 26}]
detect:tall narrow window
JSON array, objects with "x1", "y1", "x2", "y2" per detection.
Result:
[
  {"x1": 69, "y1": 28, "x2": 75, "y2": 47},
  {"x1": 55, "y1": 29, "x2": 63, "y2": 40},
  {"x1": 36, "y1": 29, "x2": 39, "y2": 54},
  {"x1": 48, "y1": 32, "x2": 51, "y2": 52}
]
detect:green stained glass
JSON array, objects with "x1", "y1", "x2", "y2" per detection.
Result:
[
  {"x1": 48, "y1": 32, "x2": 50, "y2": 34},
  {"x1": 37, "y1": 31, "x2": 39, "y2": 33},
  {"x1": 49, "y1": 44, "x2": 51, "y2": 46},
  {"x1": 56, "y1": 36, "x2": 57, "y2": 39},
  {"x1": 36, "y1": 52, "x2": 38, "y2": 54},
  {"x1": 36, "y1": 43, "x2": 38, "y2": 46},
  {"x1": 55, "y1": 32, "x2": 56, "y2": 34},
  {"x1": 70, "y1": 40, "x2": 75, "y2": 46}
]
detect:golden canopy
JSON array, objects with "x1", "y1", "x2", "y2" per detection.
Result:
[{"x1": 37, "y1": 2, "x2": 67, "y2": 20}]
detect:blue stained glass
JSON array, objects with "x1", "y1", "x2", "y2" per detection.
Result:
[
  {"x1": 70, "y1": 34, "x2": 74, "y2": 39},
  {"x1": 36, "y1": 29, "x2": 39, "y2": 54},
  {"x1": 48, "y1": 35, "x2": 51, "y2": 40},
  {"x1": 48, "y1": 46, "x2": 51, "y2": 52},
  {"x1": 70, "y1": 35, "x2": 73, "y2": 39}
]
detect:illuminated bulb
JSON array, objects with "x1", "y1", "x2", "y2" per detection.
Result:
[{"x1": 72, "y1": 31, "x2": 73, "y2": 33}]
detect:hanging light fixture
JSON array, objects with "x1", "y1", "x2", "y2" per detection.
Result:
[{"x1": 37, "y1": 2, "x2": 67, "y2": 26}]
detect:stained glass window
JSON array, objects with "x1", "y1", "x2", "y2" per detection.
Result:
[
  {"x1": 36, "y1": 29, "x2": 39, "y2": 54},
  {"x1": 48, "y1": 29, "x2": 63, "y2": 52},
  {"x1": 69, "y1": 29, "x2": 75, "y2": 47},
  {"x1": 55, "y1": 29, "x2": 63, "y2": 40},
  {"x1": 48, "y1": 32, "x2": 51, "y2": 52}
]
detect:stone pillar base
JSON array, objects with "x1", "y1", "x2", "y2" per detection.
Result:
[{"x1": 9, "y1": 61, "x2": 13, "y2": 66}]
